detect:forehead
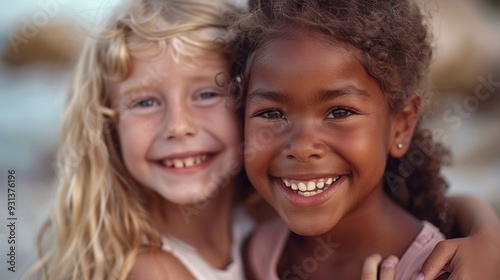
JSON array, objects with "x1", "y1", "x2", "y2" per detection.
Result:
[
  {"x1": 253, "y1": 32, "x2": 361, "y2": 72},
  {"x1": 129, "y1": 46, "x2": 228, "y2": 79},
  {"x1": 249, "y1": 34, "x2": 377, "y2": 87},
  {"x1": 113, "y1": 44, "x2": 229, "y2": 96}
]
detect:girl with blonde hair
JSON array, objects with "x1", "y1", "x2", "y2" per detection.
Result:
[
  {"x1": 26, "y1": 0, "x2": 254, "y2": 279},
  {"x1": 24, "y1": 0, "x2": 500, "y2": 279}
]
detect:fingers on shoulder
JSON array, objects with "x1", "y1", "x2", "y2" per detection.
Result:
[
  {"x1": 379, "y1": 255, "x2": 398, "y2": 280},
  {"x1": 129, "y1": 250, "x2": 195, "y2": 280},
  {"x1": 421, "y1": 239, "x2": 459, "y2": 276},
  {"x1": 361, "y1": 254, "x2": 399, "y2": 280},
  {"x1": 362, "y1": 253, "x2": 382, "y2": 280}
]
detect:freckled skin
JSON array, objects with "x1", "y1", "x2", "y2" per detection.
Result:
[
  {"x1": 114, "y1": 48, "x2": 242, "y2": 206},
  {"x1": 244, "y1": 34, "x2": 421, "y2": 279}
]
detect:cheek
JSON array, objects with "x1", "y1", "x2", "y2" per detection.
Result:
[
  {"x1": 117, "y1": 120, "x2": 148, "y2": 162},
  {"x1": 202, "y1": 106, "x2": 243, "y2": 153},
  {"x1": 342, "y1": 123, "x2": 390, "y2": 176},
  {"x1": 244, "y1": 122, "x2": 275, "y2": 182}
]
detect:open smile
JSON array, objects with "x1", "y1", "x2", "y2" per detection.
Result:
[
  {"x1": 159, "y1": 154, "x2": 213, "y2": 169},
  {"x1": 275, "y1": 174, "x2": 349, "y2": 208},
  {"x1": 281, "y1": 176, "x2": 342, "y2": 197}
]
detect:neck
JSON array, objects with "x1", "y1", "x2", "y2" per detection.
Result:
[
  {"x1": 285, "y1": 185, "x2": 421, "y2": 278},
  {"x1": 153, "y1": 180, "x2": 236, "y2": 268},
  {"x1": 160, "y1": 185, "x2": 235, "y2": 243}
]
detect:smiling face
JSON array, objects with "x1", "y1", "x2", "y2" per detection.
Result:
[
  {"x1": 244, "y1": 34, "x2": 405, "y2": 235},
  {"x1": 113, "y1": 46, "x2": 242, "y2": 205}
]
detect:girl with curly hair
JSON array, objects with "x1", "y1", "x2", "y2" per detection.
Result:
[
  {"x1": 232, "y1": 0, "x2": 500, "y2": 279},
  {"x1": 22, "y1": 0, "x2": 500, "y2": 279}
]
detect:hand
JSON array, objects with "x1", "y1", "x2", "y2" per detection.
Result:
[
  {"x1": 361, "y1": 254, "x2": 399, "y2": 280},
  {"x1": 420, "y1": 226, "x2": 500, "y2": 280}
]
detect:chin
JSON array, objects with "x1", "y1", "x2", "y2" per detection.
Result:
[
  {"x1": 178, "y1": 181, "x2": 234, "y2": 206},
  {"x1": 155, "y1": 185, "x2": 209, "y2": 206},
  {"x1": 282, "y1": 214, "x2": 336, "y2": 236},
  {"x1": 289, "y1": 224, "x2": 333, "y2": 236}
]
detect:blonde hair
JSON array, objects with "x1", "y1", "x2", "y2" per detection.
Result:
[{"x1": 25, "y1": 0, "x2": 241, "y2": 279}]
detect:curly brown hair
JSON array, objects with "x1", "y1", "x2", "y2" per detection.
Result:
[{"x1": 231, "y1": 0, "x2": 455, "y2": 235}]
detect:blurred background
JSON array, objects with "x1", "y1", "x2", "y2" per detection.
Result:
[{"x1": 0, "y1": 0, "x2": 499, "y2": 279}]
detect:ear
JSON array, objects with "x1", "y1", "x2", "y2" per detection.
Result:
[{"x1": 389, "y1": 95, "x2": 421, "y2": 158}]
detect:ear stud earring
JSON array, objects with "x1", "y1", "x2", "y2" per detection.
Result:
[{"x1": 397, "y1": 143, "x2": 404, "y2": 149}]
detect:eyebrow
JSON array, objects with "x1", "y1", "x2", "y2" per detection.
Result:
[
  {"x1": 116, "y1": 85, "x2": 152, "y2": 100},
  {"x1": 117, "y1": 71, "x2": 225, "y2": 97},
  {"x1": 246, "y1": 89, "x2": 289, "y2": 103},
  {"x1": 315, "y1": 86, "x2": 370, "y2": 103},
  {"x1": 247, "y1": 86, "x2": 370, "y2": 104}
]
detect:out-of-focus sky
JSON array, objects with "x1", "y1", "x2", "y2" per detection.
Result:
[
  {"x1": 0, "y1": 0, "x2": 121, "y2": 168},
  {"x1": 0, "y1": 0, "x2": 499, "y2": 279},
  {"x1": 0, "y1": 0, "x2": 121, "y2": 30},
  {"x1": 0, "y1": 2, "x2": 124, "y2": 278}
]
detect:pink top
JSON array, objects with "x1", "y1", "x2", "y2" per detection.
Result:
[{"x1": 248, "y1": 219, "x2": 445, "y2": 280}]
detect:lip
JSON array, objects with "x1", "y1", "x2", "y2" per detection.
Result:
[
  {"x1": 279, "y1": 173, "x2": 340, "y2": 181},
  {"x1": 155, "y1": 151, "x2": 215, "y2": 160},
  {"x1": 274, "y1": 174, "x2": 348, "y2": 208},
  {"x1": 152, "y1": 152, "x2": 219, "y2": 175}
]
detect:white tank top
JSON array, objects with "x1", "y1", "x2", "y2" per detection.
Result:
[{"x1": 160, "y1": 207, "x2": 255, "y2": 280}]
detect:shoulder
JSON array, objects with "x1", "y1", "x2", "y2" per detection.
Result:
[
  {"x1": 246, "y1": 218, "x2": 289, "y2": 280},
  {"x1": 242, "y1": 232, "x2": 257, "y2": 280},
  {"x1": 128, "y1": 250, "x2": 195, "y2": 280},
  {"x1": 396, "y1": 221, "x2": 446, "y2": 279},
  {"x1": 401, "y1": 221, "x2": 445, "y2": 260},
  {"x1": 249, "y1": 218, "x2": 289, "y2": 253}
]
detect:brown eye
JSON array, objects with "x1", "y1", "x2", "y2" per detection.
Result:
[
  {"x1": 326, "y1": 108, "x2": 354, "y2": 119},
  {"x1": 259, "y1": 109, "x2": 285, "y2": 119}
]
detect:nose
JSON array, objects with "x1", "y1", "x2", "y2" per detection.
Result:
[
  {"x1": 281, "y1": 123, "x2": 327, "y2": 162},
  {"x1": 162, "y1": 107, "x2": 197, "y2": 140}
]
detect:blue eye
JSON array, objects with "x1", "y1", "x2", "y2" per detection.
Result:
[
  {"x1": 258, "y1": 109, "x2": 285, "y2": 119},
  {"x1": 326, "y1": 108, "x2": 355, "y2": 119},
  {"x1": 134, "y1": 99, "x2": 158, "y2": 108},
  {"x1": 198, "y1": 91, "x2": 219, "y2": 100}
]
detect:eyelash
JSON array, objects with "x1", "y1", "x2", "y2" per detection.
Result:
[
  {"x1": 254, "y1": 109, "x2": 285, "y2": 119},
  {"x1": 254, "y1": 107, "x2": 357, "y2": 120},
  {"x1": 326, "y1": 107, "x2": 357, "y2": 119},
  {"x1": 196, "y1": 91, "x2": 220, "y2": 100},
  {"x1": 121, "y1": 89, "x2": 222, "y2": 110},
  {"x1": 130, "y1": 97, "x2": 160, "y2": 109}
]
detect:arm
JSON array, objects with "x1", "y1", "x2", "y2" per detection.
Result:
[
  {"x1": 449, "y1": 195, "x2": 500, "y2": 236},
  {"x1": 420, "y1": 195, "x2": 500, "y2": 280}
]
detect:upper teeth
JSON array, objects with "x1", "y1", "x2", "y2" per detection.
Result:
[
  {"x1": 282, "y1": 176, "x2": 341, "y2": 197},
  {"x1": 163, "y1": 154, "x2": 209, "y2": 168}
]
